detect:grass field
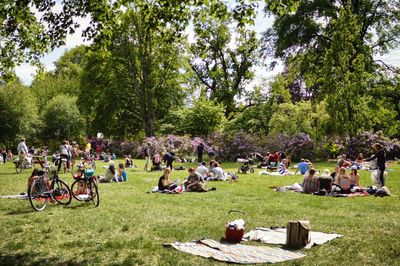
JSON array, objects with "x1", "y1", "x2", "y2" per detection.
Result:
[{"x1": 0, "y1": 159, "x2": 399, "y2": 265}]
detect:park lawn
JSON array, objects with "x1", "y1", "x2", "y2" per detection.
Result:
[{"x1": 0, "y1": 160, "x2": 399, "y2": 266}]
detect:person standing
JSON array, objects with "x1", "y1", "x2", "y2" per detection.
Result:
[
  {"x1": 1, "y1": 148, "x2": 6, "y2": 164},
  {"x1": 196, "y1": 143, "x2": 204, "y2": 163},
  {"x1": 58, "y1": 140, "x2": 71, "y2": 172},
  {"x1": 144, "y1": 143, "x2": 151, "y2": 171},
  {"x1": 365, "y1": 143, "x2": 386, "y2": 187},
  {"x1": 17, "y1": 138, "x2": 29, "y2": 162}
]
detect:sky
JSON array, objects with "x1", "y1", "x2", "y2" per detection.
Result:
[{"x1": 15, "y1": 3, "x2": 400, "y2": 85}]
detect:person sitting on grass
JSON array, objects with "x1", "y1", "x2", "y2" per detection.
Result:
[
  {"x1": 336, "y1": 167, "x2": 351, "y2": 194},
  {"x1": 317, "y1": 169, "x2": 333, "y2": 193},
  {"x1": 158, "y1": 168, "x2": 176, "y2": 191},
  {"x1": 97, "y1": 164, "x2": 117, "y2": 183},
  {"x1": 302, "y1": 168, "x2": 318, "y2": 193},
  {"x1": 115, "y1": 163, "x2": 127, "y2": 182},
  {"x1": 125, "y1": 155, "x2": 133, "y2": 168},
  {"x1": 349, "y1": 166, "x2": 362, "y2": 190},
  {"x1": 295, "y1": 159, "x2": 309, "y2": 175},
  {"x1": 196, "y1": 161, "x2": 210, "y2": 181},
  {"x1": 278, "y1": 159, "x2": 288, "y2": 175},
  {"x1": 211, "y1": 162, "x2": 227, "y2": 181},
  {"x1": 184, "y1": 168, "x2": 216, "y2": 192}
]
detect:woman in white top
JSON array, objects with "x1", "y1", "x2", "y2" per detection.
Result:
[{"x1": 212, "y1": 162, "x2": 227, "y2": 181}]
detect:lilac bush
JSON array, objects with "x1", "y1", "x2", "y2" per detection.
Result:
[
  {"x1": 88, "y1": 138, "x2": 137, "y2": 156},
  {"x1": 344, "y1": 131, "x2": 400, "y2": 160}
]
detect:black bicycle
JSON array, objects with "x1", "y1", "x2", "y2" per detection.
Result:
[
  {"x1": 71, "y1": 167, "x2": 99, "y2": 207},
  {"x1": 28, "y1": 169, "x2": 72, "y2": 211}
]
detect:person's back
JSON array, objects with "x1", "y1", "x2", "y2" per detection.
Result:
[
  {"x1": 213, "y1": 164, "x2": 227, "y2": 181},
  {"x1": 278, "y1": 159, "x2": 287, "y2": 175},
  {"x1": 297, "y1": 161, "x2": 309, "y2": 175},
  {"x1": 196, "y1": 163, "x2": 209, "y2": 178},
  {"x1": 318, "y1": 169, "x2": 333, "y2": 193},
  {"x1": 302, "y1": 169, "x2": 318, "y2": 193}
]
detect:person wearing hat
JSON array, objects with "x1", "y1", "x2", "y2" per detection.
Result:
[{"x1": 365, "y1": 143, "x2": 386, "y2": 187}]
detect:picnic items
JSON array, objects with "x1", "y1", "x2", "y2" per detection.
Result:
[
  {"x1": 225, "y1": 210, "x2": 245, "y2": 243},
  {"x1": 286, "y1": 220, "x2": 311, "y2": 249}
]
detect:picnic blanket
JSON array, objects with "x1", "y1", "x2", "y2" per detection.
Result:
[
  {"x1": 243, "y1": 227, "x2": 342, "y2": 249},
  {"x1": 0, "y1": 194, "x2": 29, "y2": 199},
  {"x1": 165, "y1": 239, "x2": 305, "y2": 264}
]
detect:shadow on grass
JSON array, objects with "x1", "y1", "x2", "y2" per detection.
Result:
[
  {"x1": 6, "y1": 209, "x2": 33, "y2": 215},
  {"x1": 0, "y1": 253, "x2": 87, "y2": 266}
]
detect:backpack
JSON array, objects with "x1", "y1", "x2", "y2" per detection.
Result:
[{"x1": 286, "y1": 220, "x2": 311, "y2": 249}]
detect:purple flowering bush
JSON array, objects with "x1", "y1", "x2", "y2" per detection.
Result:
[
  {"x1": 136, "y1": 135, "x2": 198, "y2": 158},
  {"x1": 344, "y1": 131, "x2": 400, "y2": 160},
  {"x1": 88, "y1": 138, "x2": 137, "y2": 156},
  {"x1": 284, "y1": 133, "x2": 315, "y2": 161}
]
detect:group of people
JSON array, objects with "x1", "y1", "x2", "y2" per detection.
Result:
[
  {"x1": 300, "y1": 143, "x2": 387, "y2": 194},
  {"x1": 97, "y1": 163, "x2": 128, "y2": 183},
  {"x1": 157, "y1": 167, "x2": 217, "y2": 193},
  {"x1": 0, "y1": 147, "x2": 13, "y2": 164}
]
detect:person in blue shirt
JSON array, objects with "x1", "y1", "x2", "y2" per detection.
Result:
[{"x1": 295, "y1": 159, "x2": 309, "y2": 175}]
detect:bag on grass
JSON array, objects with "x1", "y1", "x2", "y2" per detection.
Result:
[{"x1": 286, "y1": 220, "x2": 311, "y2": 248}]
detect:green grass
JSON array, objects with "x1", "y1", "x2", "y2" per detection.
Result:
[{"x1": 0, "y1": 160, "x2": 399, "y2": 265}]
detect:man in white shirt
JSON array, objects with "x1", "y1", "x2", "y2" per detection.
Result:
[
  {"x1": 17, "y1": 138, "x2": 29, "y2": 161},
  {"x1": 196, "y1": 161, "x2": 210, "y2": 180}
]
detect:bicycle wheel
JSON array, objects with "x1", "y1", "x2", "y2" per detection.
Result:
[
  {"x1": 29, "y1": 179, "x2": 48, "y2": 211},
  {"x1": 71, "y1": 180, "x2": 88, "y2": 201},
  {"x1": 88, "y1": 181, "x2": 99, "y2": 207},
  {"x1": 16, "y1": 162, "x2": 24, "y2": 174},
  {"x1": 52, "y1": 179, "x2": 72, "y2": 205}
]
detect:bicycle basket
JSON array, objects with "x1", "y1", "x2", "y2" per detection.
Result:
[{"x1": 84, "y1": 169, "x2": 95, "y2": 177}]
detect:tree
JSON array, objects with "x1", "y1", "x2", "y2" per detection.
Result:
[
  {"x1": 41, "y1": 94, "x2": 84, "y2": 141},
  {"x1": 262, "y1": 1, "x2": 400, "y2": 137},
  {"x1": 30, "y1": 46, "x2": 87, "y2": 109},
  {"x1": 321, "y1": 7, "x2": 375, "y2": 137},
  {"x1": 262, "y1": 0, "x2": 400, "y2": 95},
  {"x1": 80, "y1": 8, "x2": 186, "y2": 137},
  {"x1": 0, "y1": 81, "x2": 39, "y2": 146},
  {"x1": 0, "y1": 0, "x2": 302, "y2": 81},
  {"x1": 174, "y1": 98, "x2": 226, "y2": 137},
  {"x1": 189, "y1": 17, "x2": 259, "y2": 118}
]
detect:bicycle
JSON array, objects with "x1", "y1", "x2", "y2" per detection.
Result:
[
  {"x1": 15, "y1": 155, "x2": 34, "y2": 174},
  {"x1": 28, "y1": 168, "x2": 72, "y2": 211},
  {"x1": 82, "y1": 154, "x2": 96, "y2": 170},
  {"x1": 71, "y1": 167, "x2": 99, "y2": 207}
]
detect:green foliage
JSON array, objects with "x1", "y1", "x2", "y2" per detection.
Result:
[
  {"x1": 41, "y1": 94, "x2": 85, "y2": 142},
  {"x1": 322, "y1": 7, "x2": 374, "y2": 137},
  {"x1": 30, "y1": 46, "x2": 87, "y2": 110},
  {"x1": 80, "y1": 8, "x2": 187, "y2": 138},
  {"x1": 0, "y1": 81, "x2": 39, "y2": 145},
  {"x1": 164, "y1": 98, "x2": 226, "y2": 137},
  {"x1": 190, "y1": 15, "x2": 259, "y2": 118}
]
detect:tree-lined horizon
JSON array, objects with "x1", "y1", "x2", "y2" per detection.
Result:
[{"x1": 0, "y1": 0, "x2": 399, "y2": 150}]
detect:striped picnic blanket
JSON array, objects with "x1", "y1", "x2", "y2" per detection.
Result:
[{"x1": 165, "y1": 239, "x2": 305, "y2": 264}]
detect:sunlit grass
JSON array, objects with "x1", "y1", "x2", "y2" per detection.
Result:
[{"x1": 0, "y1": 159, "x2": 399, "y2": 265}]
